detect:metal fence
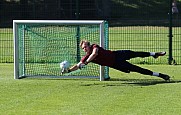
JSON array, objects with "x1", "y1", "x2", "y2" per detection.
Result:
[{"x1": 0, "y1": 0, "x2": 181, "y2": 64}]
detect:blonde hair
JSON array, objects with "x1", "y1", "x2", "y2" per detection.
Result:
[{"x1": 79, "y1": 40, "x2": 90, "y2": 47}]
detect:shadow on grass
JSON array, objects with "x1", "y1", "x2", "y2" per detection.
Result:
[
  {"x1": 106, "y1": 78, "x2": 181, "y2": 86},
  {"x1": 22, "y1": 76, "x2": 181, "y2": 87},
  {"x1": 80, "y1": 78, "x2": 181, "y2": 87}
]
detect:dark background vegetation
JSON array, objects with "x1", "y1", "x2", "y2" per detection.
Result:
[{"x1": 0, "y1": 0, "x2": 180, "y2": 27}]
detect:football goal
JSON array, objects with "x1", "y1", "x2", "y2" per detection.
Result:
[{"x1": 13, "y1": 20, "x2": 109, "y2": 81}]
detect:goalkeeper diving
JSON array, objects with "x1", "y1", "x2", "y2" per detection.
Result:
[{"x1": 62, "y1": 40, "x2": 170, "y2": 81}]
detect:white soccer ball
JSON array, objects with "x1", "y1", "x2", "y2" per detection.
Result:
[{"x1": 60, "y1": 61, "x2": 70, "y2": 73}]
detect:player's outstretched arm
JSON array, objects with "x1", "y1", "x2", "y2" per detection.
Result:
[
  {"x1": 85, "y1": 47, "x2": 98, "y2": 64},
  {"x1": 61, "y1": 64, "x2": 79, "y2": 74},
  {"x1": 67, "y1": 61, "x2": 86, "y2": 73},
  {"x1": 61, "y1": 64, "x2": 79, "y2": 75},
  {"x1": 69, "y1": 64, "x2": 79, "y2": 72}
]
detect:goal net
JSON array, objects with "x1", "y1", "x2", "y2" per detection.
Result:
[{"x1": 13, "y1": 20, "x2": 109, "y2": 81}]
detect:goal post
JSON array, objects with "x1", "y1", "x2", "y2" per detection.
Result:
[{"x1": 13, "y1": 20, "x2": 109, "y2": 81}]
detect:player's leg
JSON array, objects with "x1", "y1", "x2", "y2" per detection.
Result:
[
  {"x1": 128, "y1": 50, "x2": 166, "y2": 59},
  {"x1": 128, "y1": 50, "x2": 150, "y2": 59},
  {"x1": 114, "y1": 50, "x2": 166, "y2": 61},
  {"x1": 114, "y1": 50, "x2": 149, "y2": 61},
  {"x1": 123, "y1": 61, "x2": 170, "y2": 81}
]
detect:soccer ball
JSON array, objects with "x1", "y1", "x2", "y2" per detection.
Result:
[{"x1": 60, "y1": 61, "x2": 70, "y2": 74}]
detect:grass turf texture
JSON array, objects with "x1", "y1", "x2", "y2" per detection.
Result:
[{"x1": 0, "y1": 63, "x2": 181, "y2": 114}]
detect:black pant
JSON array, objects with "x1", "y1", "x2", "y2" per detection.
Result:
[{"x1": 112, "y1": 50, "x2": 153, "y2": 75}]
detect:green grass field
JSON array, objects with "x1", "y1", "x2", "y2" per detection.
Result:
[
  {"x1": 0, "y1": 26, "x2": 181, "y2": 114},
  {"x1": 0, "y1": 63, "x2": 181, "y2": 115}
]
